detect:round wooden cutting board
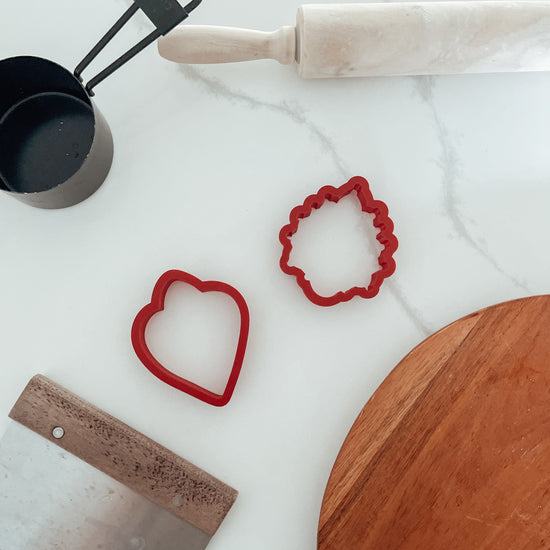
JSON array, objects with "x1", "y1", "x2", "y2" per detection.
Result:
[{"x1": 318, "y1": 296, "x2": 550, "y2": 549}]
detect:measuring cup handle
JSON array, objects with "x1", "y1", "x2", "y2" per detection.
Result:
[{"x1": 74, "y1": 0, "x2": 202, "y2": 95}]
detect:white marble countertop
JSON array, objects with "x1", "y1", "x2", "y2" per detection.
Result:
[{"x1": 1, "y1": 0, "x2": 550, "y2": 548}]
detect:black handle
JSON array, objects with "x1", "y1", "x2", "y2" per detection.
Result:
[{"x1": 74, "y1": 0, "x2": 202, "y2": 96}]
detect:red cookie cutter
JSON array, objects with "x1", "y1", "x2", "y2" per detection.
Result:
[
  {"x1": 131, "y1": 270, "x2": 250, "y2": 407},
  {"x1": 279, "y1": 176, "x2": 398, "y2": 307}
]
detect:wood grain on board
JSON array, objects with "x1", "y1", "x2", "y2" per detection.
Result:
[
  {"x1": 9, "y1": 375, "x2": 237, "y2": 536},
  {"x1": 318, "y1": 296, "x2": 550, "y2": 549}
]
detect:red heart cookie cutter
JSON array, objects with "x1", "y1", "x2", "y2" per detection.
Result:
[
  {"x1": 131, "y1": 270, "x2": 250, "y2": 407},
  {"x1": 279, "y1": 176, "x2": 398, "y2": 307}
]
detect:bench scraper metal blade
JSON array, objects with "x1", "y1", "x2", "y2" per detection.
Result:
[{"x1": 0, "y1": 375, "x2": 237, "y2": 549}]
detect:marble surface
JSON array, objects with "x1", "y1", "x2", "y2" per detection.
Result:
[{"x1": 1, "y1": 0, "x2": 550, "y2": 548}]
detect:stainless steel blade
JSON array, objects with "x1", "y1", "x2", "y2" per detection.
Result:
[{"x1": 0, "y1": 422, "x2": 211, "y2": 550}]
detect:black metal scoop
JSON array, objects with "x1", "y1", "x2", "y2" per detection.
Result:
[{"x1": 0, "y1": 0, "x2": 201, "y2": 209}]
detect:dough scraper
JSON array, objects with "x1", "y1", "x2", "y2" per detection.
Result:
[{"x1": 0, "y1": 375, "x2": 237, "y2": 549}]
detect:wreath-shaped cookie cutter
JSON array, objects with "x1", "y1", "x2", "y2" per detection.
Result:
[{"x1": 279, "y1": 176, "x2": 398, "y2": 307}]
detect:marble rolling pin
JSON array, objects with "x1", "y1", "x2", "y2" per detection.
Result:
[{"x1": 158, "y1": 1, "x2": 550, "y2": 77}]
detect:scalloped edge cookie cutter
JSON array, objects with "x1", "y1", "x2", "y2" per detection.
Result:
[
  {"x1": 279, "y1": 176, "x2": 398, "y2": 307},
  {"x1": 131, "y1": 270, "x2": 250, "y2": 407}
]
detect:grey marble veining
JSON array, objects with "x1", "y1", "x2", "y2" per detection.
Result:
[{"x1": 414, "y1": 75, "x2": 533, "y2": 293}]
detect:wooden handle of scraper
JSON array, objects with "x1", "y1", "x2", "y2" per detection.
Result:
[{"x1": 159, "y1": 1, "x2": 550, "y2": 77}]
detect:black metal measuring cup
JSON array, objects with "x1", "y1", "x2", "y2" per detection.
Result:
[{"x1": 0, "y1": 0, "x2": 201, "y2": 209}]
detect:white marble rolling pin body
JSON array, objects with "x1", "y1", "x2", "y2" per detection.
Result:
[{"x1": 158, "y1": 1, "x2": 550, "y2": 77}]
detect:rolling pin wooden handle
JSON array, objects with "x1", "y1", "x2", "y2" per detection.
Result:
[{"x1": 158, "y1": 25, "x2": 296, "y2": 65}]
